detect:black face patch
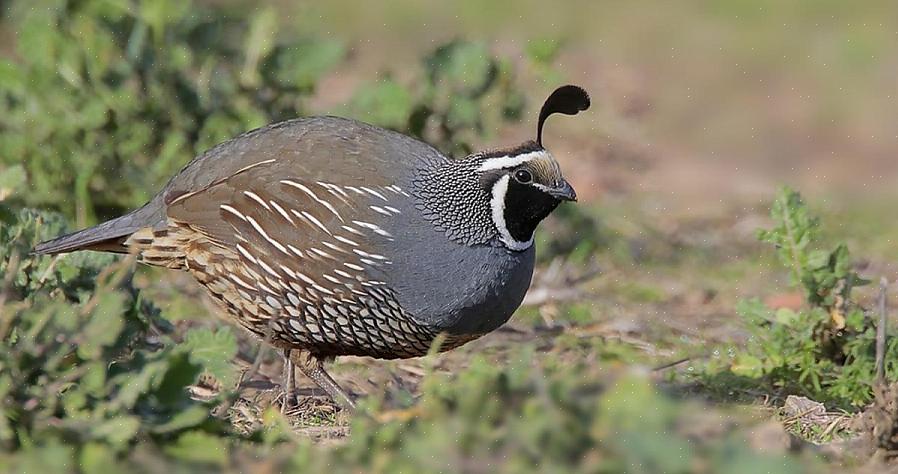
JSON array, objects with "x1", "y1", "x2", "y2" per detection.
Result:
[{"x1": 503, "y1": 179, "x2": 561, "y2": 242}]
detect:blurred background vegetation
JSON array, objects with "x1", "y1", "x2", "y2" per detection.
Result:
[{"x1": 1, "y1": 0, "x2": 897, "y2": 472}]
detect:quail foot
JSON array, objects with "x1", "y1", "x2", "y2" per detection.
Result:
[{"x1": 34, "y1": 85, "x2": 591, "y2": 409}]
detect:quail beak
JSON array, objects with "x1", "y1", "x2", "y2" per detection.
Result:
[{"x1": 548, "y1": 180, "x2": 577, "y2": 202}]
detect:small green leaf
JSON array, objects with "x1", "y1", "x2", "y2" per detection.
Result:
[
  {"x1": 525, "y1": 38, "x2": 564, "y2": 65},
  {"x1": 78, "y1": 291, "x2": 127, "y2": 359},
  {"x1": 80, "y1": 442, "x2": 119, "y2": 474},
  {"x1": 150, "y1": 405, "x2": 211, "y2": 434},
  {"x1": 0, "y1": 165, "x2": 27, "y2": 201},
  {"x1": 263, "y1": 39, "x2": 345, "y2": 90},
  {"x1": 90, "y1": 416, "x2": 141, "y2": 447},
  {"x1": 180, "y1": 327, "x2": 238, "y2": 387},
  {"x1": 348, "y1": 79, "x2": 414, "y2": 130},
  {"x1": 164, "y1": 431, "x2": 229, "y2": 466}
]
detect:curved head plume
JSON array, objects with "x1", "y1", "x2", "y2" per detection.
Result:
[{"x1": 536, "y1": 85, "x2": 591, "y2": 146}]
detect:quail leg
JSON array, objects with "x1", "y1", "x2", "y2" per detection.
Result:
[
  {"x1": 279, "y1": 349, "x2": 298, "y2": 412},
  {"x1": 290, "y1": 350, "x2": 356, "y2": 409}
]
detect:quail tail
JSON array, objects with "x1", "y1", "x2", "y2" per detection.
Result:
[{"x1": 33, "y1": 201, "x2": 165, "y2": 255}]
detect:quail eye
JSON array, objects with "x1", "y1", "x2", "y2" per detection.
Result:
[{"x1": 513, "y1": 169, "x2": 533, "y2": 184}]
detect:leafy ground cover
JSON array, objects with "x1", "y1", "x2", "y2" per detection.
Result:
[{"x1": 2, "y1": 0, "x2": 898, "y2": 472}]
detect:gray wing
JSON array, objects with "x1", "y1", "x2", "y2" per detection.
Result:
[{"x1": 164, "y1": 118, "x2": 443, "y2": 357}]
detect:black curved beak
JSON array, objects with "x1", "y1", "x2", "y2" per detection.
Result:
[{"x1": 548, "y1": 180, "x2": 577, "y2": 202}]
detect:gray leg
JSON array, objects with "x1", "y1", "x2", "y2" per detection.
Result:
[
  {"x1": 290, "y1": 351, "x2": 356, "y2": 409},
  {"x1": 280, "y1": 349, "x2": 297, "y2": 412}
]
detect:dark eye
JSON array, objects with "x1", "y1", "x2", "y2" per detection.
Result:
[{"x1": 513, "y1": 169, "x2": 533, "y2": 184}]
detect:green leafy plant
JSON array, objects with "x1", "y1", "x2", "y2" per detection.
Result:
[
  {"x1": 0, "y1": 0, "x2": 344, "y2": 227},
  {"x1": 730, "y1": 187, "x2": 898, "y2": 407},
  {"x1": 0, "y1": 206, "x2": 240, "y2": 471},
  {"x1": 347, "y1": 40, "x2": 526, "y2": 156}
]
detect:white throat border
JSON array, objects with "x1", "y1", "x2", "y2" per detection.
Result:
[{"x1": 489, "y1": 174, "x2": 534, "y2": 251}]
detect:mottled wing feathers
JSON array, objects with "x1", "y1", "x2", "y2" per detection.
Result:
[{"x1": 165, "y1": 159, "x2": 434, "y2": 358}]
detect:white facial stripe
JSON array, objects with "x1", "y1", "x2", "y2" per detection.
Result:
[
  {"x1": 489, "y1": 175, "x2": 534, "y2": 251},
  {"x1": 476, "y1": 150, "x2": 547, "y2": 172}
]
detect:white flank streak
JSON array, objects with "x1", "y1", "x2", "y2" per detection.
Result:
[
  {"x1": 344, "y1": 262, "x2": 365, "y2": 272},
  {"x1": 243, "y1": 191, "x2": 270, "y2": 210},
  {"x1": 388, "y1": 185, "x2": 406, "y2": 195},
  {"x1": 352, "y1": 249, "x2": 384, "y2": 260},
  {"x1": 312, "y1": 284, "x2": 334, "y2": 295},
  {"x1": 258, "y1": 259, "x2": 280, "y2": 278},
  {"x1": 360, "y1": 258, "x2": 377, "y2": 266},
  {"x1": 257, "y1": 281, "x2": 278, "y2": 295},
  {"x1": 220, "y1": 204, "x2": 247, "y2": 221},
  {"x1": 360, "y1": 186, "x2": 388, "y2": 201},
  {"x1": 296, "y1": 272, "x2": 316, "y2": 285},
  {"x1": 344, "y1": 186, "x2": 365, "y2": 195},
  {"x1": 352, "y1": 220, "x2": 393, "y2": 238},
  {"x1": 490, "y1": 174, "x2": 534, "y2": 251},
  {"x1": 476, "y1": 150, "x2": 547, "y2": 172},
  {"x1": 269, "y1": 200, "x2": 295, "y2": 225},
  {"x1": 233, "y1": 159, "x2": 276, "y2": 175},
  {"x1": 169, "y1": 190, "x2": 199, "y2": 205},
  {"x1": 281, "y1": 180, "x2": 343, "y2": 221},
  {"x1": 369, "y1": 205, "x2": 392, "y2": 217},
  {"x1": 246, "y1": 216, "x2": 289, "y2": 255},
  {"x1": 229, "y1": 274, "x2": 254, "y2": 289},
  {"x1": 323, "y1": 274, "x2": 341, "y2": 284},
  {"x1": 279, "y1": 264, "x2": 297, "y2": 278},
  {"x1": 317, "y1": 181, "x2": 350, "y2": 197},
  {"x1": 334, "y1": 269, "x2": 353, "y2": 279},
  {"x1": 287, "y1": 244, "x2": 305, "y2": 258},
  {"x1": 384, "y1": 206, "x2": 401, "y2": 214},
  {"x1": 341, "y1": 225, "x2": 365, "y2": 236},
  {"x1": 301, "y1": 211, "x2": 331, "y2": 235},
  {"x1": 236, "y1": 244, "x2": 257, "y2": 263},
  {"x1": 334, "y1": 235, "x2": 359, "y2": 247},
  {"x1": 310, "y1": 247, "x2": 334, "y2": 259},
  {"x1": 322, "y1": 241, "x2": 346, "y2": 253}
]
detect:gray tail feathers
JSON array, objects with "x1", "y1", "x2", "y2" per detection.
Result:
[{"x1": 32, "y1": 201, "x2": 165, "y2": 256}]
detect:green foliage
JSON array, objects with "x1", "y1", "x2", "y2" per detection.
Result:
[
  {"x1": 728, "y1": 187, "x2": 897, "y2": 407},
  {"x1": 281, "y1": 361, "x2": 808, "y2": 473},
  {"x1": 0, "y1": 208, "x2": 240, "y2": 470},
  {"x1": 347, "y1": 40, "x2": 526, "y2": 156},
  {"x1": 756, "y1": 188, "x2": 868, "y2": 311},
  {"x1": 0, "y1": 0, "x2": 344, "y2": 227}
]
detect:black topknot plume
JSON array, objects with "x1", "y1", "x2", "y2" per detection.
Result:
[{"x1": 536, "y1": 85, "x2": 591, "y2": 146}]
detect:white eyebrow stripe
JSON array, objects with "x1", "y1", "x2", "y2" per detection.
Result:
[
  {"x1": 476, "y1": 150, "x2": 547, "y2": 171},
  {"x1": 280, "y1": 180, "x2": 344, "y2": 221}
]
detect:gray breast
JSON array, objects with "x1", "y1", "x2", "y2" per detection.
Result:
[{"x1": 376, "y1": 175, "x2": 536, "y2": 335}]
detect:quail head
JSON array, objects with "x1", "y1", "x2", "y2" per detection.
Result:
[{"x1": 34, "y1": 85, "x2": 591, "y2": 407}]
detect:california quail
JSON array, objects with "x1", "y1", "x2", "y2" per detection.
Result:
[{"x1": 34, "y1": 85, "x2": 590, "y2": 407}]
